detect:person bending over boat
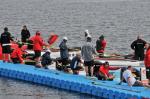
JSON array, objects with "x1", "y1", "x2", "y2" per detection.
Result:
[
  {"x1": 41, "y1": 49, "x2": 52, "y2": 69},
  {"x1": 32, "y1": 31, "x2": 47, "y2": 67},
  {"x1": 96, "y1": 35, "x2": 106, "y2": 57},
  {"x1": 120, "y1": 66, "x2": 150, "y2": 88},
  {"x1": 97, "y1": 62, "x2": 120, "y2": 80},
  {"x1": 131, "y1": 35, "x2": 146, "y2": 61},
  {"x1": 11, "y1": 43, "x2": 24, "y2": 64},
  {"x1": 21, "y1": 25, "x2": 30, "y2": 43},
  {"x1": 144, "y1": 43, "x2": 150, "y2": 81},
  {"x1": 0, "y1": 27, "x2": 14, "y2": 63},
  {"x1": 59, "y1": 37, "x2": 69, "y2": 66},
  {"x1": 70, "y1": 53, "x2": 83, "y2": 74},
  {"x1": 81, "y1": 35, "x2": 96, "y2": 77}
]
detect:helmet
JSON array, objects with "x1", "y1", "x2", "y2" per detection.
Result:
[
  {"x1": 63, "y1": 37, "x2": 68, "y2": 41},
  {"x1": 85, "y1": 29, "x2": 89, "y2": 33}
]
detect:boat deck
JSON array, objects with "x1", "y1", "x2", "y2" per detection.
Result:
[{"x1": 0, "y1": 62, "x2": 149, "y2": 99}]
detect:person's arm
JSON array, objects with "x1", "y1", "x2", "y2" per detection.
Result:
[
  {"x1": 59, "y1": 41, "x2": 67, "y2": 50},
  {"x1": 131, "y1": 41, "x2": 135, "y2": 50},
  {"x1": 99, "y1": 67, "x2": 108, "y2": 79},
  {"x1": 39, "y1": 37, "x2": 47, "y2": 46},
  {"x1": 17, "y1": 50, "x2": 23, "y2": 64},
  {"x1": 127, "y1": 77, "x2": 132, "y2": 86},
  {"x1": 27, "y1": 30, "x2": 30, "y2": 38},
  {"x1": 109, "y1": 66, "x2": 121, "y2": 70}
]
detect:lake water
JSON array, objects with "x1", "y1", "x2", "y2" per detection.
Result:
[{"x1": 0, "y1": 0, "x2": 150, "y2": 98}]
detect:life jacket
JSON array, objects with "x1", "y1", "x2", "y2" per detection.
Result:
[
  {"x1": 144, "y1": 48, "x2": 150, "y2": 67},
  {"x1": 48, "y1": 34, "x2": 58, "y2": 45},
  {"x1": 11, "y1": 47, "x2": 23, "y2": 63},
  {"x1": 96, "y1": 39, "x2": 106, "y2": 53}
]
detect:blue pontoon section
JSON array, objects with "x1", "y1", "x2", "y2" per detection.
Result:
[{"x1": 0, "y1": 62, "x2": 149, "y2": 99}]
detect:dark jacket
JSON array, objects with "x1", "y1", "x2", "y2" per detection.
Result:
[
  {"x1": 70, "y1": 56, "x2": 81, "y2": 69},
  {"x1": 21, "y1": 29, "x2": 30, "y2": 42},
  {"x1": 59, "y1": 41, "x2": 69, "y2": 59},
  {"x1": 131, "y1": 39, "x2": 146, "y2": 54},
  {"x1": 0, "y1": 32, "x2": 13, "y2": 44},
  {"x1": 41, "y1": 52, "x2": 52, "y2": 66}
]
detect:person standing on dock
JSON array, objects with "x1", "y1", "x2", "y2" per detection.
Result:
[
  {"x1": 144, "y1": 43, "x2": 150, "y2": 81},
  {"x1": 81, "y1": 35, "x2": 96, "y2": 77},
  {"x1": 59, "y1": 37, "x2": 69, "y2": 66},
  {"x1": 0, "y1": 27, "x2": 14, "y2": 63},
  {"x1": 131, "y1": 35, "x2": 146, "y2": 61},
  {"x1": 21, "y1": 25, "x2": 30, "y2": 43},
  {"x1": 96, "y1": 35, "x2": 107, "y2": 57},
  {"x1": 32, "y1": 31, "x2": 47, "y2": 67}
]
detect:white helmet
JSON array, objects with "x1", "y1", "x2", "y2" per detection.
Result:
[
  {"x1": 63, "y1": 37, "x2": 68, "y2": 41},
  {"x1": 85, "y1": 29, "x2": 89, "y2": 34}
]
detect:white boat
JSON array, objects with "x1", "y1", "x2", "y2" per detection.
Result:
[{"x1": 26, "y1": 50, "x2": 144, "y2": 67}]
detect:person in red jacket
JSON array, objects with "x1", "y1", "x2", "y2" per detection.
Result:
[
  {"x1": 98, "y1": 61, "x2": 120, "y2": 80},
  {"x1": 144, "y1": 43, "x2": 150, "y2": 80},
  {"x1": 32, "y1": 31, "x2": 47, "y2": 67},
  {"x1": 96, "y1": 35, "x2": 107, "y2": 56},
  {"x1": 11, "y1": 44, "x2": 23, "y2": 64}
]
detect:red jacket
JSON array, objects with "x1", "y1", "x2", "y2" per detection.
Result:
[
  {"x1": 99, "y1": 65, "x2": 120, "y2": 77},
  {"x1": 11, "y1": 47, "x2": 23, "y2": 63},
  {"x1": 32, "y1": 35, "x2": 45, "y2": 51},
  {"x1": 144, "y1": 48, "x2": 150, "y2": 67},
  {"x1": 97, "y1": 40, "x2": 107, "y2": 53}
]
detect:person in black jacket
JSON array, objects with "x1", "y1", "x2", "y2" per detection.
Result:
[
  {"x1": 21, "y1": 25, "x2": 30, "y2": 43},
  {"x1": 0, "y1": 27, "x2": 13, "y2": 62},
  {"x1": 131, "y1": 35, "x2": 146, "y2": 60}
]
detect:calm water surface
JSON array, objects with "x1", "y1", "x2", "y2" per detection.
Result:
[{"x1": 0, "y1": 0, "x2": 150, "y2": 98}]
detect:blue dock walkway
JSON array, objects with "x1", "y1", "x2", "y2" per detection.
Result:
[{"x1": 0, "y1": 62, "x2": 149, "y2": 99}]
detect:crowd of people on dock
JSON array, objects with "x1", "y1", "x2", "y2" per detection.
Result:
[{"x1": 0, "y1": 26, "x2": 150, "y2": 88}]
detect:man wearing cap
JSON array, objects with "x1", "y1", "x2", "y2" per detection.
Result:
[
  {"x1": 59, "y1": 37, "x2": 69, "y2": 65},
  {"x1": 81, "y1": 35, "x2": 96, "y2": 77},
  {"x1": 96, "y1": 35, "x2": 107, "y2": 56},
  {"x1": 0, "y1": 27, "x2": 14, "y2": 63}
]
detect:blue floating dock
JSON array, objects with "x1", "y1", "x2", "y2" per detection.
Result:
[{"x1": 0, "y1": 62, "x2": 150, "y2": 99}]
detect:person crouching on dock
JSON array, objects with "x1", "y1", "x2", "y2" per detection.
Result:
[
  {"x1": 11, "y1": 43, "x2": 24, "y2": 64},
  {"x1": 97, "y1": 62, "x2": 120, "y2": 80}
]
